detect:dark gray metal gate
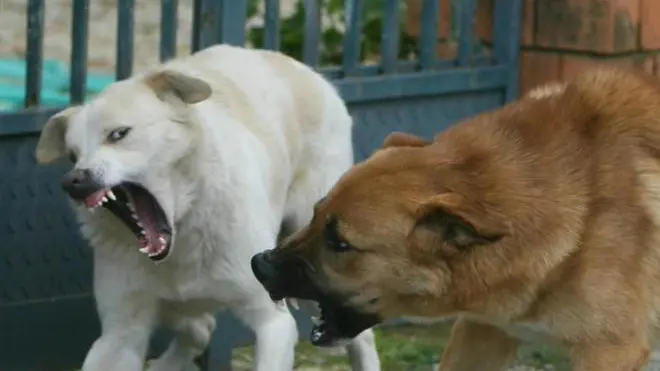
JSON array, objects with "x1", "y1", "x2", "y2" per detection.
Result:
[{"x1": 0, "y1": 0, "x2": 522, "y2": 370}]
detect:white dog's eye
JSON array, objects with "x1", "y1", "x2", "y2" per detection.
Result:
[{"x1": 107, "y1": 127, "x2": 132, "y2": 143}]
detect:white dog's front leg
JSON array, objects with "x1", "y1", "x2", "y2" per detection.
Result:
[
  {"x1": 81, "y1": 294, "x2": 157, "y2": 371},
  {"x1": 234, "y1": 299, "x2": 298, "y2": 371},
  {"x1": 147, "y1": 312, "x2": 217, "y2": 371},
  {"x1": 82, "y1": 326, "x2": 152, "y2": 371},
  {"x1": 346, "y1": 329, "x2": 382, "y2": 371},
  {"x1": 82, "y1": 253, "x2": 158, "y2": 371}
]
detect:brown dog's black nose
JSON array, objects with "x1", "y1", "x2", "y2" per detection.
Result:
[
  {"x1": 61, "y1": 168, "x2": 101, "y2": 199},
  {"x1": 251, "y1": 251, "x2": 286, "y2": 301},
  {"x1": 251, "y1": 251, "x2": 276, "y2": 285}
]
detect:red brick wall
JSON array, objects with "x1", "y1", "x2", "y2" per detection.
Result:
[{"x1": 407, "y1": 0, "x2": 660, "y2": 95}]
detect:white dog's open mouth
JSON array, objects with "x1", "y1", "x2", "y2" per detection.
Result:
[{"x1": 84, "y1": 182, "x2": 173, "y2": 262}]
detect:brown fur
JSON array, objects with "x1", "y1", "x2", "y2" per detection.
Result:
[{"x1": 277, "y1": 66, "x2": 660, "y2": 370}]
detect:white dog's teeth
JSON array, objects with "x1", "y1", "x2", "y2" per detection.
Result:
[
  {"x1": 140, "y1": 230, "x2": 146, "y2": 235},
  {"x1": 127, "y1": 203, "x2": 135, "y2": 211},
  {"x1": 158, "y1": 236, "x2": 166, "y2": 244},
  {"x1": 139, "y1": 246, "x2": 150, "y2": 254},
  {"x1": 287, "y1": 298, "x2": 300, "y2": 310},
  {"x1": 132, "y1": 213, "x2": 138, "y2": 220},
  {"x1": 101, "y1": 196, "x2": 108, "y2": 203},
  {"x1": 311, "y1": 316, "x2": 321, "y2": 325},
  {"x1": 107, "y1": 191, "x2": 116, "y2": 201}
]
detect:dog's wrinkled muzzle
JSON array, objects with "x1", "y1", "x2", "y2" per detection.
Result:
[
  {"x1": 251, "y1": 249, "x2": 318, "y2": 301},
  {"x1": 61, "y1": 168, "x2": 104, "y2": 200},
  {"x1": 251, "y1": 250, "x2": 286, "y2": 301},
  {"x1": 251, "y1": 249, "x2": 382, "y2": 347}
]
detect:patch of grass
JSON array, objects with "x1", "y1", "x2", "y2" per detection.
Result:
[
  {"x1": 69, "y1": 322, "x2": 571, "y2": 371},
  {"x1": 231, "y1": 322, "x2": 571, "y2": 371},
  {"x1": 518, "y1": 344, "x2": 572, "y2": 371}
]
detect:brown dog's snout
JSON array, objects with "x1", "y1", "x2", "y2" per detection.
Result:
[
  {"x1": 251, "y1": 251, "x2": 277, "y2": 286},
  {"x1": 251, "y1": 249, "x2": 321, "y2": 302},
  {"x1": 251, "y1": 250, "x2": 289, "y2": 301}
]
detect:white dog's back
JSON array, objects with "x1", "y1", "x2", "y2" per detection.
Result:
[{"x1": 160, "y1": 45, "x2": 354, "y2": 235}]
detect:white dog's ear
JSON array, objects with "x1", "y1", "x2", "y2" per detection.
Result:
[
  {"x1": 145, "y1": 70, "x2": 212, "y2": 104},
  {"x1": 35, "y1": 106, "x2": 79, "y2": 165}
]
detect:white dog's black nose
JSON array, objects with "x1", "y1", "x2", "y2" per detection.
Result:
[{"x1": 61, "y1": 168, "x2": 101, "y2": 199}]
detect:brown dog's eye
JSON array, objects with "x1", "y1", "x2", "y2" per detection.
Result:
[{"x1": 324, "y1": 217, "x2": 352, "y2": 253}]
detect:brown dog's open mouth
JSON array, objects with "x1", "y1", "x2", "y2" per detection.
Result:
[
  {"x1": 250, "y1": 250, "x2": 380, "y2": 345},
  {"x1": 310, "y1": 300, "x2": 381, "y2": 347},
  {"x1": 83, "y1": 182, "x2": 173, "y2": 262}
]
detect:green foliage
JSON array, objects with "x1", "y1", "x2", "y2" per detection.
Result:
[{"x1": 246, "y1": 0, "x2": 420, "y2": 66}]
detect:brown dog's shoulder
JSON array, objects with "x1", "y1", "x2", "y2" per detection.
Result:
[{"x1": 566, "y1": 66, "x2": 660, "y2": 117}]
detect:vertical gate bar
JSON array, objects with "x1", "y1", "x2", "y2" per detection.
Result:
[
  {"x1": 70, "y1": 0, "x2": 89, "y2": 104},
  {"x1": 419, "y1": 0, "x2": 439, "y2": 70},
  {"x1": 456, "y1": 0, "x2": 477, "y2": 66},
  {"x1": 116, "y1": 0, "x2": 135, "y2": 80},
  {"x1": 160, "y1": 0, "x2": 178, "y2": 62},
  {"x1": 303, "y1": 0, "x2": 321, "y2": 67},
  {"x1": 218, "y1": 0, "x2": 247, "y2": 46},
  {"x1": 25, "y1": 0, "x2": 44, "y2": 108},
  {"x1": 264, "y1": 0, "x2": 280, "y2": 50},
  {"x1": 493, "y1": 0, "x2": 523, "y2": 102},
  {"x1": 380, "y1": 0, "x2": 400, "y2": 74},
  {"x1": 191, "y1": 0, "x2": 219, "y2": 52},
  {"x1": 191, "y1": 0, "x2": 202, "y2": 52},
  {"x1": 342, "y1": 0, "x2": 363, "y2": 76}
]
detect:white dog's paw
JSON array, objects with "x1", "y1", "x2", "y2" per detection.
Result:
[{"x1": 186, "y1": 313, "x2": 216, "y2": 352}]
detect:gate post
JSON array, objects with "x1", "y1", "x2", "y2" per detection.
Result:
[
  {"x1": 493, "y1": 0, "x2": 523, "y2": 103},
  {"x1": 218, "y1": 0, "x2": 248, "y2": 46}
]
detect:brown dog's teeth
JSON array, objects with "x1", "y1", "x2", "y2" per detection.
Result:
[{"x1": 311, "y1": 327, "x2": 325, "y2": 344}]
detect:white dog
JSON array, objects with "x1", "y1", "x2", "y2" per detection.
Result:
[{"x1": 34, "y1": 44, "x2": 381, "y2": 371}]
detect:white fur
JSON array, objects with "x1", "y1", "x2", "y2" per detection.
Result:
[
  {"x1": 36, "y1": 45, "x2": 380, "y2": 371},
  {"x1": 525, "y1": 82, "x2": 567, "y2": 100}
]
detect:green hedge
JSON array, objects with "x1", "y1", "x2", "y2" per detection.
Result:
[{"x1": 246, "y1": 0, "x2": 420, "y2": 66}]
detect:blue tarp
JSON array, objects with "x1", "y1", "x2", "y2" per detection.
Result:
[{"x1": 0, "y1": 58, "x2": 115, "y2": 111}]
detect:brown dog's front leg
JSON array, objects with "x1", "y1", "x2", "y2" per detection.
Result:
[
  {"x1": 437, "y1": 317, "x2": 520, "y2": 371},
  {"x1": 571, "y1": 341, "x2": 650, "y2": 371}
]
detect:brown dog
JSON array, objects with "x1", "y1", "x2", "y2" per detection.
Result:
[{"x1": 251, "y1": 66, "x2": 660, "y2": 371}]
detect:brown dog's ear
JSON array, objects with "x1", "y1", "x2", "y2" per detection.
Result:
[
  {"x1": 412, "y1": 193, "x2": 506, "y2": 249},
  {"x1": 145, "y1": 70, "x2": 212, "y2": 104},
  {"x1": 35, "y1": 106, "x2": 80, "y2": 165},
  {"x1": 381, "y1": 132, "x2": 431, "y2": 149}
]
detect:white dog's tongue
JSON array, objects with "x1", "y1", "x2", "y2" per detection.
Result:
[{"x1": 133, "y1": 194, "x2": 166, "y2": 256}]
